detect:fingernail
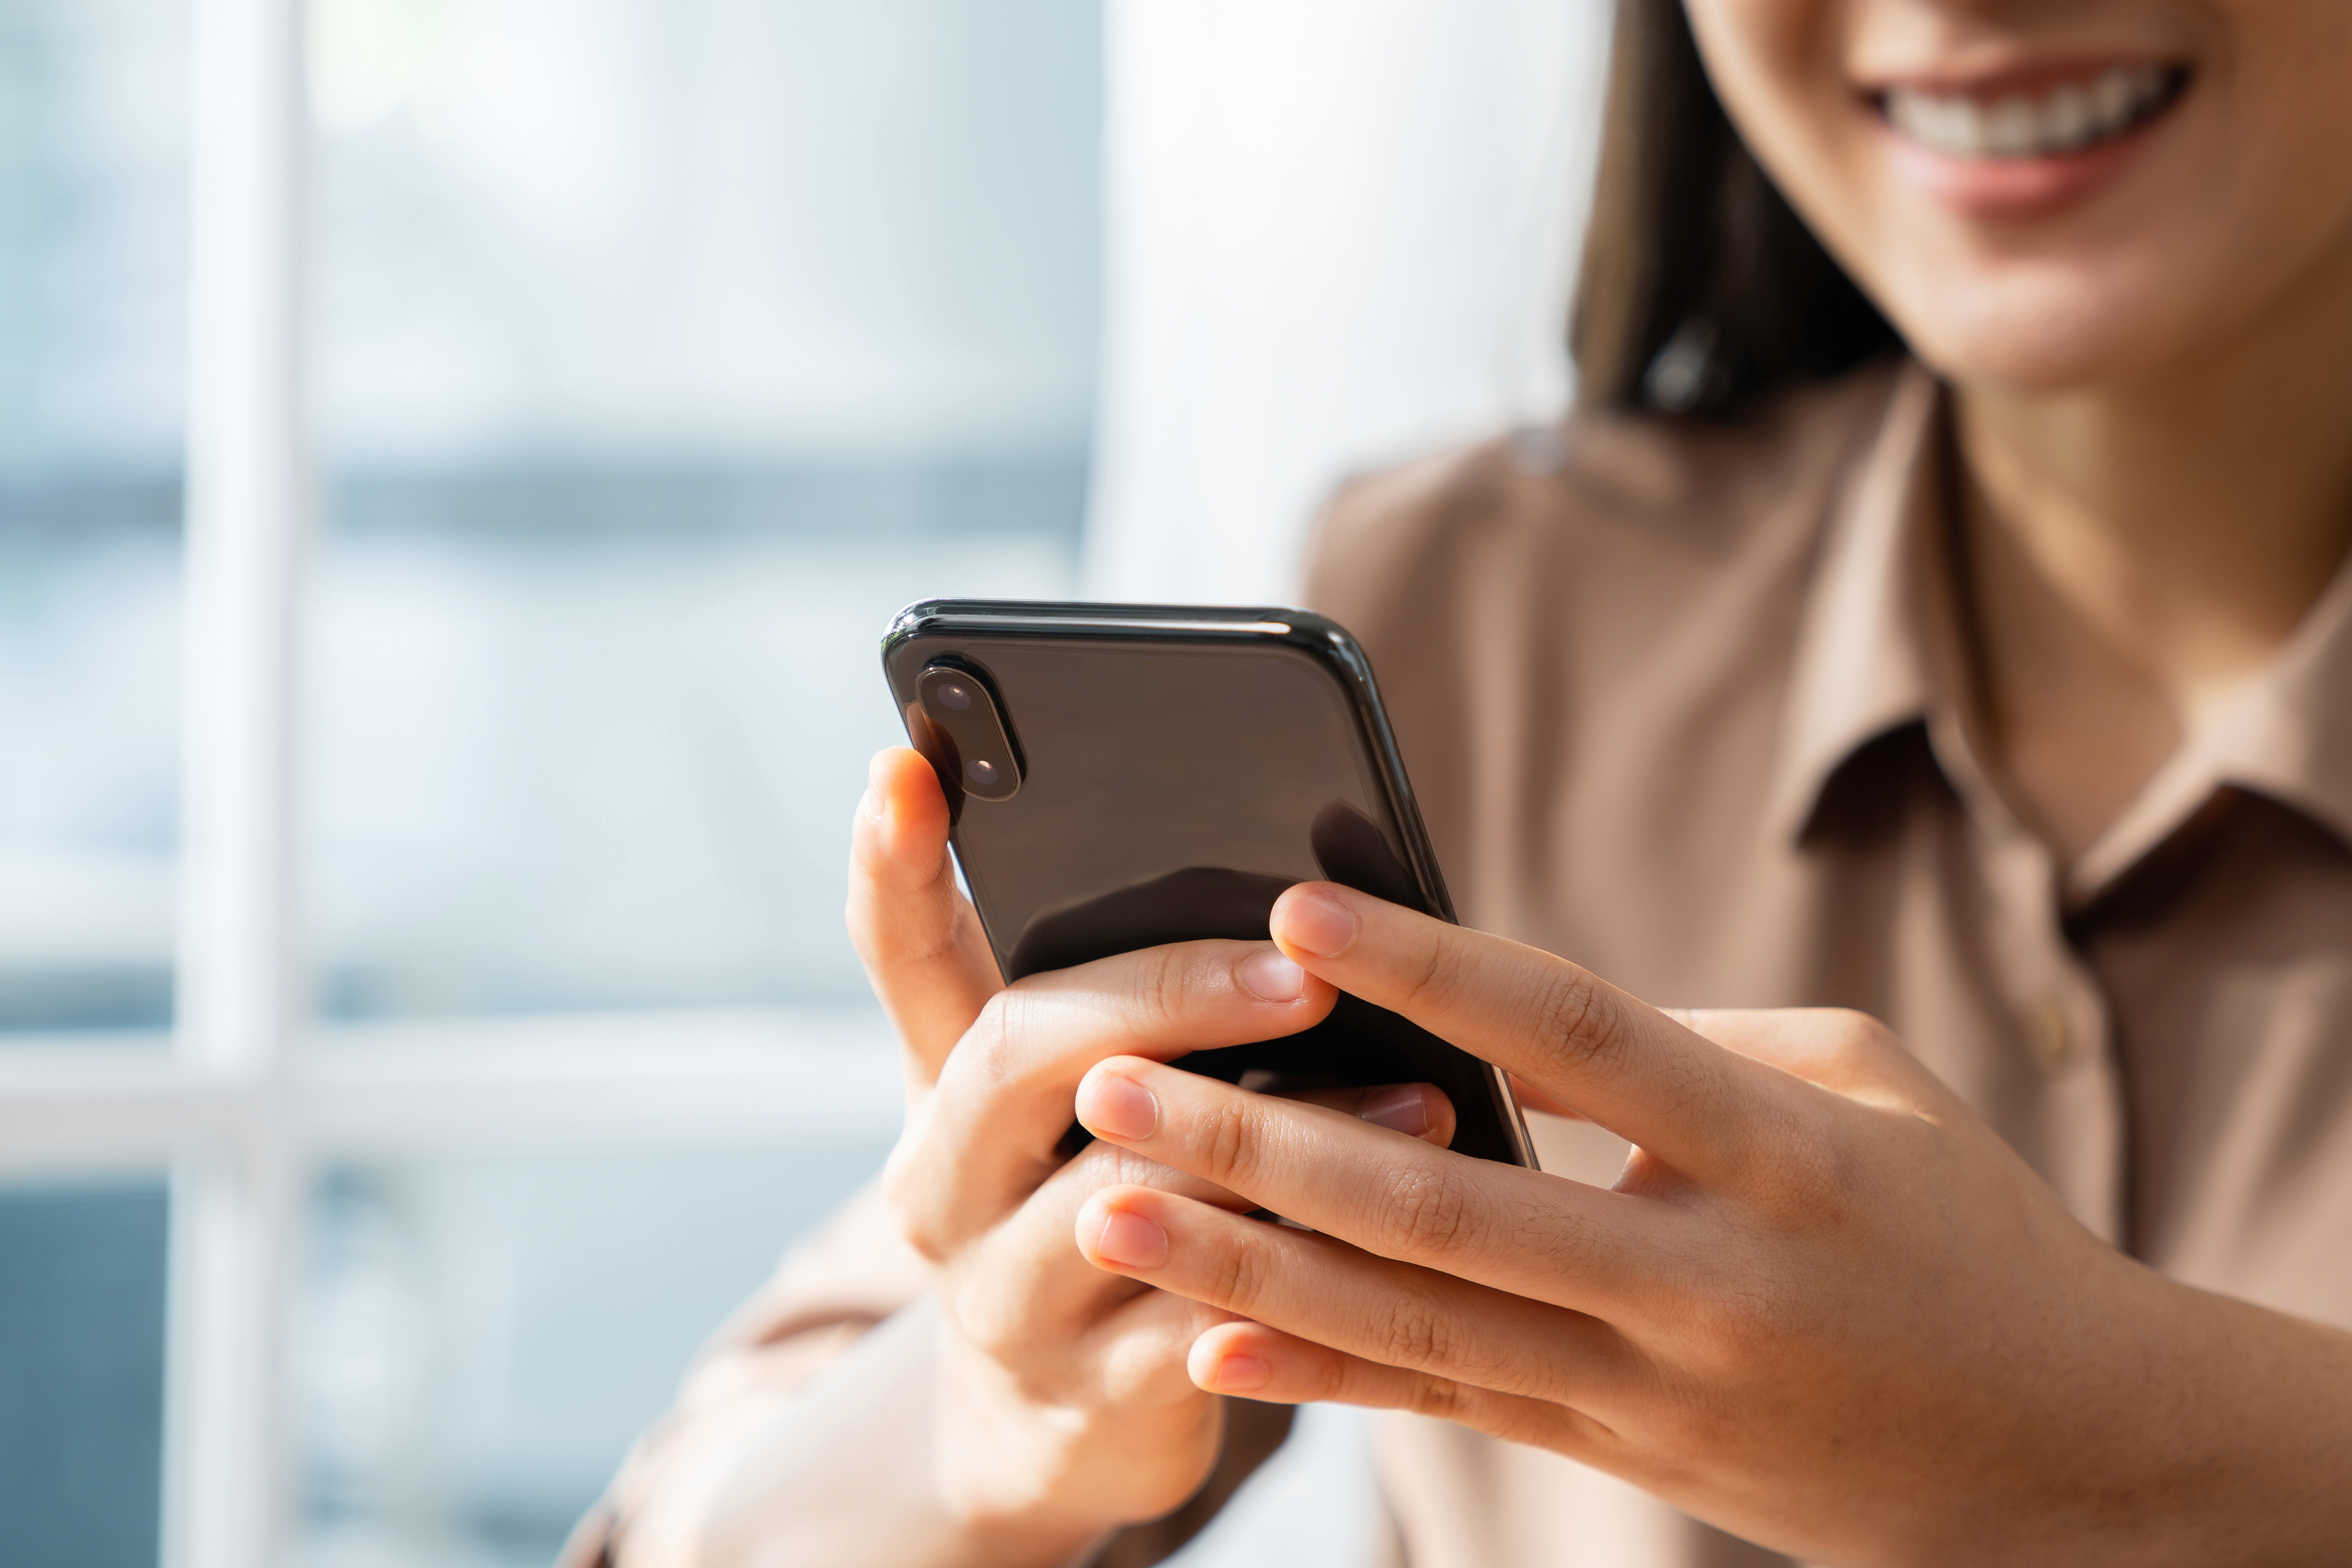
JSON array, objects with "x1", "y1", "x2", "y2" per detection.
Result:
[
  {"x1": 858, "y1": 785, "x2": 886, "y2": 824},
  {"x1": 1277, "y1": 888, "x2": 1357, "y2": 958},
  {"x1": 1358, "y1": 1084, "x2": 1430, "y2": 1137},
  {"x1": 1238, "y1": 948, "x2": 1307, "y2": 1002},
  {"x1": 1078, "y1": 1071, "x2": 1160, "y2": 1140},
  {"x1": 1094, "y1": 1210, "x2": 1169, "y2": 1269},
  {"x1": 1204, "y1": 1352, "x2": 1270, "y2": 1392}
]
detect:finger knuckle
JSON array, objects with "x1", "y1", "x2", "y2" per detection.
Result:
[
  {"x1": 1201, "y1": 1094, "x2": 1260, "y2": 1191},
  {"x1": 1126, "y1": 946, "x2": 1191, "y2": 1039},
  {"x1": 1527, "y1": 967, "x2": 1625, "y2": 1083},
  {"x1": 1403, "y1": 1373, "x2": 1472, "y2": 1423},
  {"x1": 1396, "y1": 930, "x2": 1469, "y2": 1016},
  {"x1": 1073, "y1": 1140, "x2": 1160, "y2": 1191},
  {"x1": 1299, "y1": 1349, "x2": 1353, "y2": 1404},
  {"x1": 1065, "y1": 1142, "x2": 1195, "y2": 1205},
  {"x1": 1128, "y1": 1152, "x2": 1194, "y2": 1198},
  {"x1": 1527, "y1": 1206, "x2": 1605, "y2": 1280},
  {"x1": 1205, "y1": 1233, "x2": 1270, "y2": 1313},
  {"x1": 1374, "y1": 1288, "x2": 1455, "y2": 1371},
  {"x1": 1373, "y1": 1163, "x2": 1478, "y2": 1262}
]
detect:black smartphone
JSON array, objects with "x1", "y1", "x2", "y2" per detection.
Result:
[{"x1": 880, "y1": 599, "x2": 1537, "y2": 1168}]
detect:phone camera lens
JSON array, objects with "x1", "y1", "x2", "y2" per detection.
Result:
[{"x1": 916, "y1": 663, "x2": 1018, "y2": 799}]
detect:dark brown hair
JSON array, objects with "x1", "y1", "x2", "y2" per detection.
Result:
[{"x1": 1569, "y1": 0, "x2": 1902, "y2": 416}]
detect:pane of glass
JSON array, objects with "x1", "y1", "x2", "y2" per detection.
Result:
[
  {"x1": 293, "y1": 1138, "x2": 891, "y2": 1564},
  {"x1": 305, "y1": 0, "x2": 1101, "y2": 1022},
  {"x1": 0, "y1": 0, "x2": 188, "y2": 1042},
  {"x1": 0, "y1": 1179, "x2": 172, "y2": 1567}
]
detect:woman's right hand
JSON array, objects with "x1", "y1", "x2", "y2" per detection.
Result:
[{"x1": 848, "y1": 746, "x2": 1453, "y2": 1562}]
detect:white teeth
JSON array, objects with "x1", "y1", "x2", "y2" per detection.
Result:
[
  {"x1": 1884, "y1": 63, "x2": 2176, "y2": 161},
  {"x1": 1986, "y1": 96, "x2": 2039, "y2": 155},
  {"x1": 2045, "y1": 83, "x2": 2093, "y2": 148}
]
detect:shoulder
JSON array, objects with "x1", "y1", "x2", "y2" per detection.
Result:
[
  {"x1": 1302, "y1": 359, "x2": 1906, "y2": 643},
  {"x1": 1298, "y1": 362, "x2": 1912, "y2": 923}
]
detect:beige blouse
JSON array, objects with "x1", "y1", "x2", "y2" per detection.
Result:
[{"x1": 573, "y1": 359, "x2": 2352, "y2": 1567}]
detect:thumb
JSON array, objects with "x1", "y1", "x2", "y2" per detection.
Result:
[{"x1": 848, "y1": 747, "x2": 1003, "y2": 1088}]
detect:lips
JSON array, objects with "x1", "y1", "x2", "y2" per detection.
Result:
[
  {"x1": 1879, "y1": 63, "x2": 2186, "y2": 161},
  {"x1": 1864, "y1": 59, "x2": 2191, "y2": 218}
]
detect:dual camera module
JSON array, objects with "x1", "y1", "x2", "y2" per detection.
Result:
[{"x1": 916, "y1": 663, "x2": 1022, "y2": 802}]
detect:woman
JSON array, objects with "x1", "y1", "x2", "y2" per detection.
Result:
[{"x1": 579, "y1": 0, "x2": 2352, "y2": 1562}]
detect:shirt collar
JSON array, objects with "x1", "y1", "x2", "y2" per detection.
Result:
[
  {"x1": 2070, "y1": 546, "x2": 2352, "y2": 897},
  {"x1": 1769, "y1": 358, "x2": 2352, "y2": 897},
  {"x1": 1765, "y1": 361, "x2": 1942, "y2": 844}
]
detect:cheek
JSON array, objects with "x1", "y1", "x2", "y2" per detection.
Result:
[
  {"x1": 1686, "y1": 0, "x2": 1851, "y2": 139},
  {"x1": 1683, "y1": 0, "x2": 1885, "y2": 277}
]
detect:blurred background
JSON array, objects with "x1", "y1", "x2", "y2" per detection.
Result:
[{"x1": 0, "y1": 1, "x2": 1607, "y2": 1563}]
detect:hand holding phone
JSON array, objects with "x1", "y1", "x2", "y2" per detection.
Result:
[
  {"x1": 882, "y1": 599, "x2": 1535, "y2": 1167},
  {"x1": 844, "y1": 741, "x2": 1461, "y2": 1556}
]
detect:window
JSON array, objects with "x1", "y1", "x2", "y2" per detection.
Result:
[{"x1": 1, "y1": 0, "x2": 1097, "y2": 1561}]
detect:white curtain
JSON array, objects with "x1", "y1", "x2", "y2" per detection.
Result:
[{"x1": 1085, "y1": 0, "x2": 1616, "y2": 606}]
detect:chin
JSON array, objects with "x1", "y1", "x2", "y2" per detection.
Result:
[{"x1": 1877, "y1": 254, "x2": 2193, "y2": 393}]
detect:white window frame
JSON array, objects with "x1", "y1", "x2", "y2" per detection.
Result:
[{"x1": 0, "y1": 4, "x2": 900, "y2": 1564}]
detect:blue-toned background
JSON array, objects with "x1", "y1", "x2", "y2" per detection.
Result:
[{"x1": 3, "y1": 0, "x2": 1096, "y2": 1561}]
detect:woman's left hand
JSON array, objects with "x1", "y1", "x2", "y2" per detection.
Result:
[{"x1": 1068, "y1": 882, "x2": 2352, "y2": 1568}]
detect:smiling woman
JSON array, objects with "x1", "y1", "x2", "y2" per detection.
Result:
[{"x1": 587, "y1": 1, "x2": 2352, "y2": 1565}]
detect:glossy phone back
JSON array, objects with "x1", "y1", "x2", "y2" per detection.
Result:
[{"x1": 881, "y1": 600, "x2": 1535, "y2": 1167}]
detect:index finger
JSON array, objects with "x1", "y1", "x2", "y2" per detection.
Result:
[
  {"x1": 1070, "y1": 1055, "x2": 1668, "y2": 1316},
  {"x1": 1268, "y1": 882, "x2": 1776, "y2": 1180}
]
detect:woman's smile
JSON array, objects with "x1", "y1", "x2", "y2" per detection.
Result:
[
  {"x1": 1690, "y1": 0, "x2": 2352, "y2": 387},
  {"x1": 1870, "y1": 59, "x2": 2189, "y2": 217},
  {"x1": 1881, "y1": 63, "x2": 2180, "y2": 160}
]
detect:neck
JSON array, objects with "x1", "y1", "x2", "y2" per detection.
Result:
[{"x1": 1950, "y1": 251, "x2": 2352, "y2": 862}]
